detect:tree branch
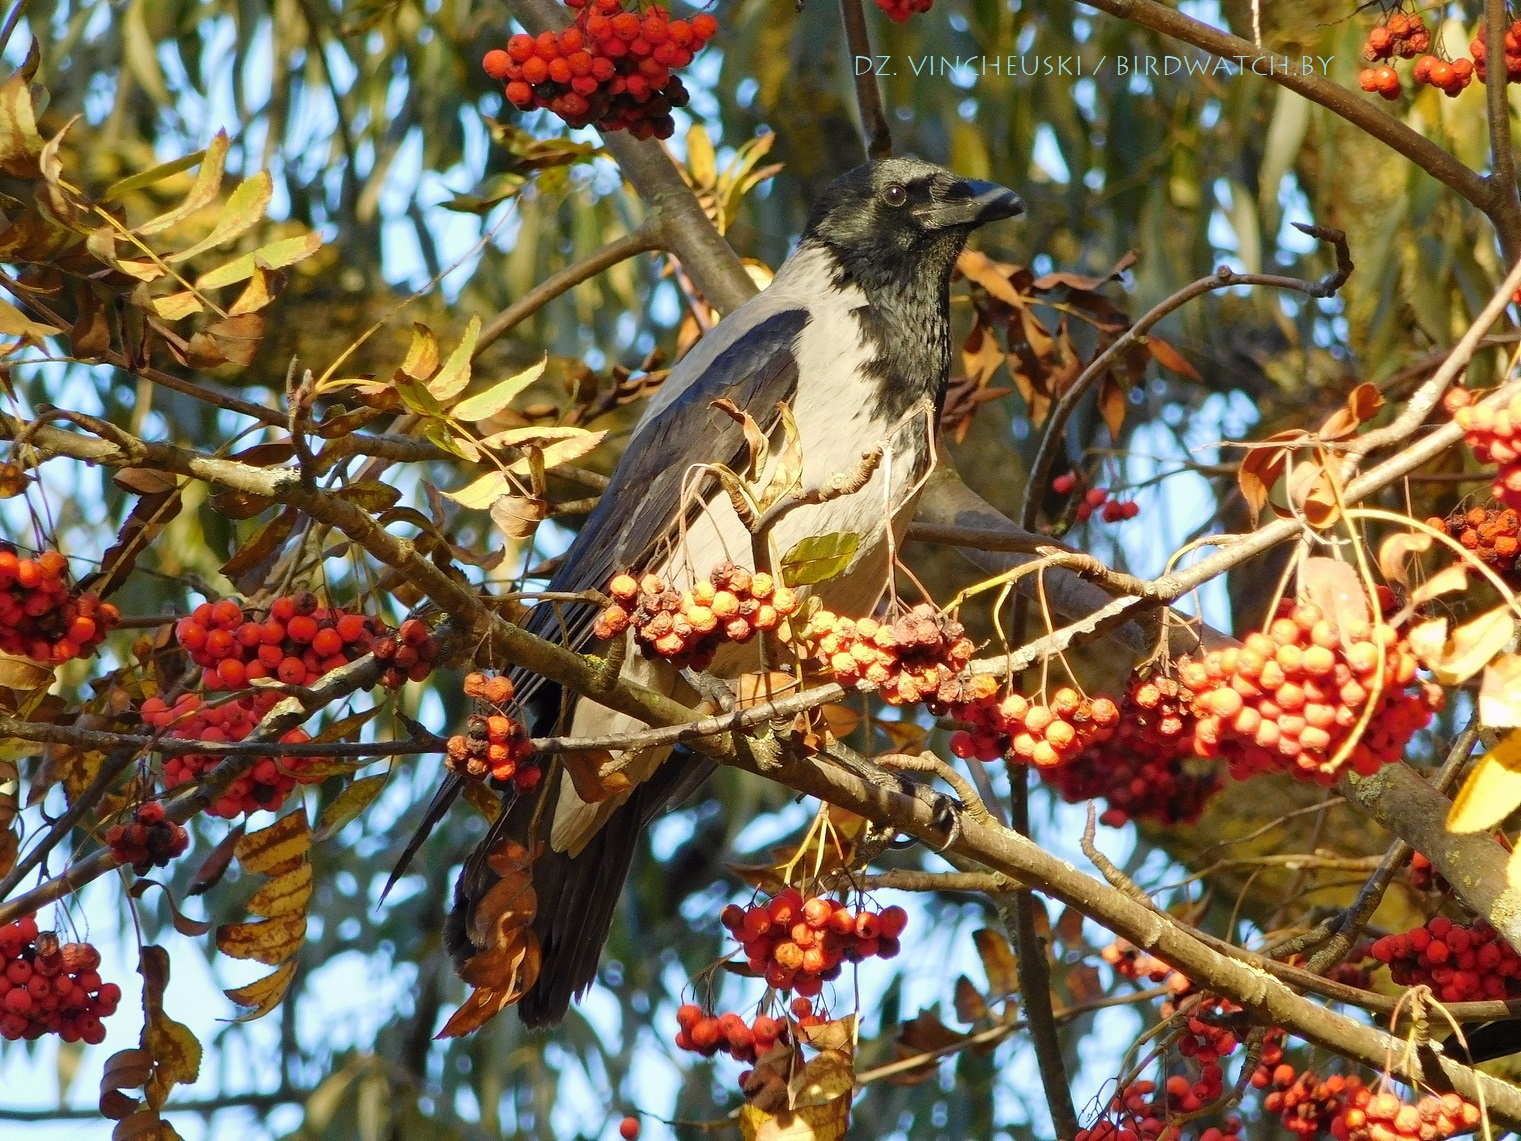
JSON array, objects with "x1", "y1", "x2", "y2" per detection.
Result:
[
  {"x1": 1485, "y1": 0, "x2": 1521, "y2": 261},
  {"x1": 838, "y1": 0, "x2": 892, "y2": 159}
]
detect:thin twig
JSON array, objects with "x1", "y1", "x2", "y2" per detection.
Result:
[
  {"x1": 1020, "y1": 234, "x2": 1352, "y2": 531},
  {"x1": 1486, "y1": 0, "x2": 1521, "y2": 261}
]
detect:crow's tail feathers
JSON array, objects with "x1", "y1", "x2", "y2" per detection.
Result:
[{"x1": 446, "y1": 750, "x2": 711, "y2": 1029}]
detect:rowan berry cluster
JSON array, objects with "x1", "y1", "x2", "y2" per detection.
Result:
[
  {"x1": 1411, "y1": 54, "x2": 1474, "y2": 97},
  {"x1": 1078, "y1": 999, "x2": 1244, "y2": 1141},
  {"x1": 0, "y1": 544, "x2": 119, "y2": 664},
  {"x1": 1262, "y1": 1069, "x2": 1364, "y2": 1137},
  {"x1": 1051, "y1": 474, "x2": 1140, "y2": 523},
  {"x1": 1100, "y1": 938, "x2": 1187, "y2": 989},
  {"x1": 145, "y1": 693, "x2": 327, "y2": 818},
  {"x1": 0, "y1": 917, "x2": 119, "y2": 1044},
  {"x1": 105, "y1": 801, "x2": 188, "y2": 873},
  {"x1": 950, "y1": 686, "x2": 1121, "y2": 769},
  {"x1": 444, "y1": 672, "x2": 541, "y2": 791},
  {"x1": 873, "y1": 0, "x2": 932, "y2": 22},
  {"x1": 1333, "y1": 1087, "x2": 1481, "y2": 1141},
  {"x1": 1180, "y1": 597, "x2": 1441, "y2": 784},
  {"x1": 674, "y1": 1002, "x2": 790, "y2": 1063},
  {"x1": 371, "y1": 618, "x2": 443, "y2": 688},
  {"x1": 1429, "y1": 504, "x2": 1521, "y2": 581},
  {"x1": 1470, "y1": 19, "x2": 1521, "y2": 85},
  {"x1": 482, "y1": 1, "x2": 717, "y2": 140},
  {"x1": 596, "y1": 564, "x2": 799, "y2": 671},
  {"x1": 719, "y1": 892, "x2": 906, "y2": 997},
  {"x1": 175, "y1": 595, "x2": 436, "y2": 692},
  {"x1": 1361, "y1": 11, "x2": 1430, "y2": 62},
  {"x1": 1369, "y1": 916, "x2": 1521, "y2": 1003},
  {"x1": 1044, "y1": 672, "x2": 1221, "y2": 826},
  {"x1": 810, "y1": 603, "x2": 978, "y2": 712},
  {"x1": 1445, "y1": 387, "x2": 1521, "y2": 510}
]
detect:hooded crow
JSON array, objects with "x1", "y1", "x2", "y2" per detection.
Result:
[{"x1": 414, "y1": 156, "x2": 1022, "y2": 1028}]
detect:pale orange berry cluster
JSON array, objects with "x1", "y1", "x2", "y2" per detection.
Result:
[
  {"x1": 1180, "y1": 598, "x2": 1441, "y2": 784},
  {"x1": 595, "y1": 562, "x2": 799, "y2": 671},
  {"x1": 1447, "y1": 387, "x2": 1521, "y2": 509},
  {"x1": 446, "y1": 673, "x2": 539, "y2": 792},
  {"x1": 952, "y1": 685, "x2": 1121, "y2": 769},
  {"x1": 809, "y1": 603, "x2": 977, "y2": 712}
]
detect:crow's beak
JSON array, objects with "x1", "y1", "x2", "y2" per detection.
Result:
[{"x1": 917, "y1": 179, "x2": 1024, "y2": 230}]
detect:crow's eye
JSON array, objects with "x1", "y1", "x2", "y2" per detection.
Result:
[{"x1": 880, "y1": 183, "x2": 907, "y2": 208}]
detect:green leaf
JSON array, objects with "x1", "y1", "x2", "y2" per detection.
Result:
[
  {"x1": 313, "y1": 774, "x2": 390, "y2": 843},
  {"x1": 194, "y1": 231, "x2": 323, "y2": 290},
  {"x1": 450, "y1": 357, "x2": 546, "y2": 421},
  {"x1": 137, "y1": 132, "x2": 230, "y2": 234},
  {"x1": 427, "y1": 315, "x2": 480, "y2": 402},
  {"x1": 166, "y1": 170, "x2": 273, "y2": 263},
  {"x1": 780, "y1": 532, "x2": 861, "y2": 587},
  {"x1": 124, "y1": 0, "x2": 172, "y2": 106},
  {"x1": 103, "y1": 149, "x2": 207, "y2": 203},
  {"x1": 443, "y1": 470, "x2": 513, "y2": 510},
  {"x1": 335, "y1": 482, "x2": 402, "y2": 512}
]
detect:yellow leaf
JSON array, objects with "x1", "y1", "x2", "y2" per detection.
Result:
[
  {"x1": 0, "y1": 652, "x2": 54, "y2": 691},
  {"x1": 444, "y1": 470, "x2": 513, "y2": 510},
  {"x1": 135, "y1": 132, "x2": 229, "y2": 235},
  {"x1": 216, "y1": 911, "x2": 307, "y2": 965},
  {"x1": 234, "y1": 808, "x2": 310, "y2": 876},
  {"x1": 226, "y1": 266, "x2": 277, "y2": 316},
  {"x1": 245, "y1": 862, "x2": 312, "y2": 918},
  {"x1": 1408, "y1": 609, "x2": 1514, "y2": 686},
  {"x1": 195, "y1": 232, "x2": 323, "y2": 290},
  {"x1": 166, "y1": 171, "x2": 273, "y2": 263},
  {"x1": 398, "y1": 323, "x2": 440, "y2": 382},
  {"x1": 426, "y1": 315, "x2": 480, "y2": 402},
  {"x1": 0, "y1": 298, "x2": 61, "y2": 341},
  {"x1": 1409, "y1": 564, "x2": 1470, "y2": 605},
  {"x1": 1377, "y1": 532, "x2": 1432, "y2": 586},
  {"x1": 687, "y1": 123, "x2": 718, "y2": 187},
  {"x1": 223, "y1": 960, "x2": 298, "y2": 1022},
  {"x1": 476, "y1": 425, "x2": 598, "y2": 450},
  {"x1": 1448, "y1": 730, "x2": 1521, "y2": 833},
  {"x1": 138, "y1": 947, "x2": 201, "y2": 1110},
  {"x1": 506, "y1": 430, "x2": 607, "y2": 476},
  {"x1": 312, "y1": 773, "x2": 389, "y2": 842},
  {"x1": 0, "y1": 71, "x2": 44, "y2": 176},
  {"x1": 739, "y1": 1096, "x2": 850, "y2": 1141},
  {"x1": 1481, "y1": 655, "x2": 1521, "y2": 728},
  {"x1": 150, "y1": 291, "x2": 203, "y2": 321},
  {"x1": 450, "y1": 357, "x2": 546, "y2": 421}
]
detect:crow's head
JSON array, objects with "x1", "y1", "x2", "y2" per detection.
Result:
[{"x1": 803, "y1": 157, "x2": 1023, "y2": 293}]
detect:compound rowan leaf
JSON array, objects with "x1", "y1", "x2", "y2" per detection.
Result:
[
  {"x1": 1448, "y1": 730, "x2": 1521, "y2": 833},
  {"x1": 444, "y1": 470, "x2": 513, "y2": 510},
  {"x1": 216, "y1": 911, "x2": 307, "y2": 965},
  {"x1": 103, "y1": 148, "x2": 207, "y2": 203},
  {"x1": 505, "y1": 430, "x2": 606, "y2": 477},
  {"x1": 781, "y1": 532, "x2": 860, "y2": 587},
  {"x1": 223, "y1": 960, "x2": 298, "y2": 1022},
  {"x1": 313, "y1": 774, "x2": 389, "y2": 842},
  {"x1": 1481, "y1": 655, "x2": 1521, "y2": 728}
]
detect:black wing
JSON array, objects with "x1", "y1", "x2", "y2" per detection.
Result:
[
  {"x1": 386, "y1": 308, "x2": 807, "y2": 892},
  {"x1": 515, "y1": 305, "x2": 809, "y2": 719}
]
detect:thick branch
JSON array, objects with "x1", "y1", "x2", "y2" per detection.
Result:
[
  {"x1": 839, "y1": 0, "x2": 892, "y2": 159},
  {"x1": 1486, "y1": 0, "x2": 1521, "y2": 261}
]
